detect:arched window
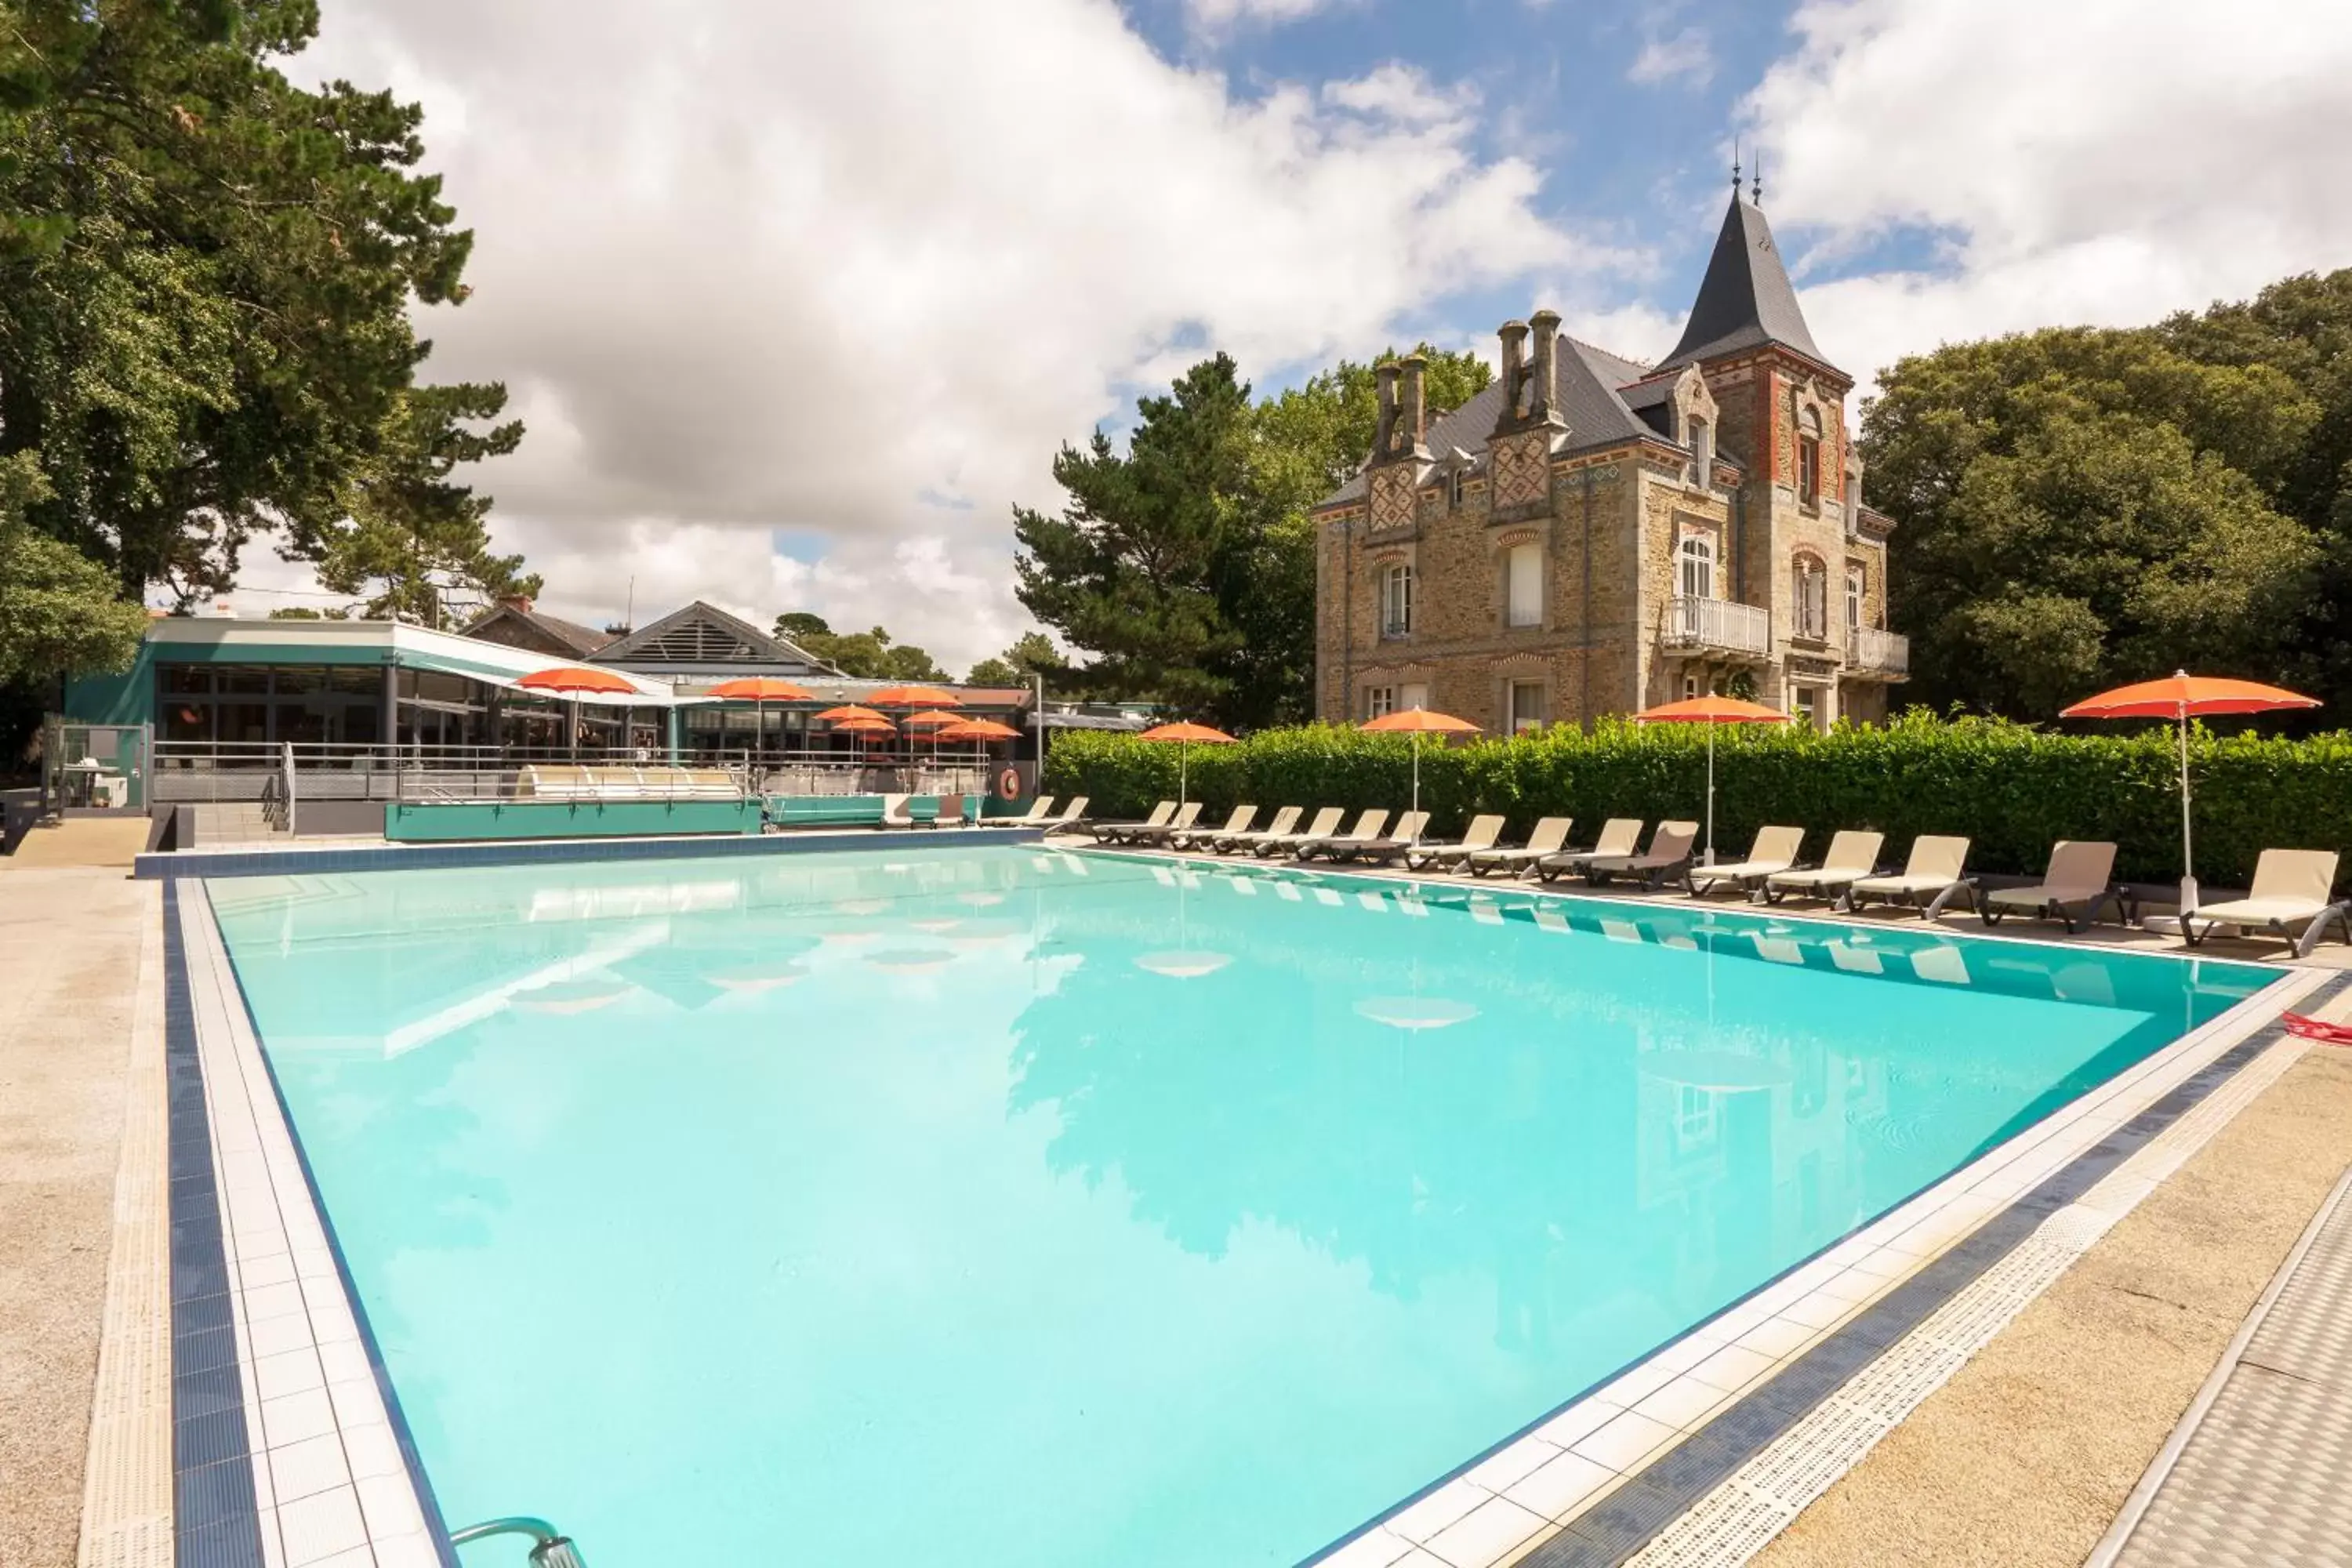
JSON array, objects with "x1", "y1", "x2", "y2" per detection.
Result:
[
  {"x1": 1797, "y1": 405, "x2": 1824, "y2": 506},
  {"x1": 1792, "y1": 553, "x2": 1828, "y2": 639},
  {"x1": 1678, "y1": 532, "x2": 1715, "y2": 601}
]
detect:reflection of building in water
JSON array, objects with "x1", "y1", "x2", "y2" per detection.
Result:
[{"x1": 1632, "y1": 1022, "x2": 1890, "y2": 1283}]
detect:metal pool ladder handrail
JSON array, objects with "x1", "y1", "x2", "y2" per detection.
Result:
[{"x1": 448, "y1": 1516, "x2": 587, "y2": 1565}]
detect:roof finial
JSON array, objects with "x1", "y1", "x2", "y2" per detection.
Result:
[
  {"x1": 1731, "y1": 139, "x2": 1741, "y2": 200},
  {"x1": 1751, "y1": 147, "x2": 1763, "y2": 207}
]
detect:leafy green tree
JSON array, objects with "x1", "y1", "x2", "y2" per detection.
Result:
[
  {"x1": 1013, "y1": 346, "x2": 1489, "y2": 729},
  {"x1": 1864, "y1": 325, "x2": 2322, "y2": 715},
  {"x1": 0, "y1": 0, "x2": 516, "y2": 601},
  {"x1": 769, "y1": 617, "x2": 946, "y2": 681},
  {"x1": 0, "y1": 453, "x2": 150, "y2": 686},
  {"x1": 311, "y1": 386, "x2": 533, "y2": 624},
  {"x1": 966, "y1": 631, "x2": 1065, "y2": 688}
]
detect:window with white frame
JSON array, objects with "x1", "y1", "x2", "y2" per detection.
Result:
[
  {"x1": 1449, "y1": 467, "x2": 1466, "y2": 508},
  {"x1": 1792, "y1": 554, "x2": 1828, "y2": 639},
  {"x1": 1790, "y1": 685, "x2": 1824, "y2": 732},
  {"x1": 1507, "y1": 680, "x2": 1544, "y2": 733},
  {"x1": 1379, "y1": 562, "x2": 1414, "y2": 637},
  {"x1": 1846, "y1": 562, "x2": 1865, "y2": 630},
  {"x1": 1365, "y1": 685, "x2": 1397, "y2": 720},
  {"x1": 1505, "y1": 542, "x2": 1542, "y2": 627},
  {"x1": 1400, "y1": 681, "x2": 1428, "y2": 711},
  {"x1": 1677, "y1": 532, "x2": 1715, "y2": 600},
  {"x1": 1682, "y1": 673, "x2": 1701, "y2": 701}
]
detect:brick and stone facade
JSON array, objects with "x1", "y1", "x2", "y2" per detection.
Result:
[{"x1": 1313, "y1": 194, "x2": 1906, "y2": 731}]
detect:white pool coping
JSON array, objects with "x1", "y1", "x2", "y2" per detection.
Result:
[{"x1": 179, "y1": 881, "x2": 448, "y2": 1567}]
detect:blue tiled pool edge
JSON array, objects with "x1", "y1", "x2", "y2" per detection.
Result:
[
  {"x1": 136, "y1": 823, "x2": 1044, "y2": 880},
  {"x1": 162, "y1": 880, "x2": 267, "y2": 1568}
]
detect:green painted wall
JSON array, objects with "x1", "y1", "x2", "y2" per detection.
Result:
[
  {"x1": 67, "y1": 641, "x2": 394, "y2": 727},
  {"x1": 385, "y1": 799, "x2": 761, "y2": 842}
]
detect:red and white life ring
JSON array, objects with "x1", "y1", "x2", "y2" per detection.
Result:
[{"x1": 996, "y1": 766, "x2": 1022, "y2": 800}]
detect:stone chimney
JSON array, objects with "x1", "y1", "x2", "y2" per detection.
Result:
[
  {"x1": 1497, "y1": 319, "x2": 1529, "y2": 421},
  {"x1": 1528, "y1": 309, "x2": 1562, "y2": 425},
  {"x1": 1372, "y1": 360, "x2": 1401, "y2": 461},
  {"x1": 499, "y1": 593, "x2": 535, "y2": 615},
  {"x1": 1399, "y1": 354, "x2": 1428, "y2": 452}
]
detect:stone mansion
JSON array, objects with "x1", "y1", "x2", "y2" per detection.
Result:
[{"x1": 1312, "y1": 191, "x2": 1906, "y2": 733}]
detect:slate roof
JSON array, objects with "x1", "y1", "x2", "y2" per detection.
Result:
[
  {"x1": 1657, "y1": 195, "x2": 1828, "y2": 371},
  {"x1": 459, "y1": 603, "x2": 615, "y2": 659},
  {"x1": 592, "y1": 600, "x2": 841, "y2": 675},
  {"x1": 1318, "y1": 339, "x2": 1669, "y2": 507}
]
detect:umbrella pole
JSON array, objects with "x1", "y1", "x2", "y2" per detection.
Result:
[
  {"x1": 1180, "y1": 741, "x2": 1188, "y2": 810},
  {"x1": 1411, "y1": 735, "x2": 1421, "y2": 839},
  {"x1": 2178, "y1": 708, "x2": 2198, "y2": 916},
  {"x1": 1707, "y1": 722, "x2": 1717, "y2": 866}
]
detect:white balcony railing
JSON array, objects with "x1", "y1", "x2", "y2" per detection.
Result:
[
  {"x1": 1664, "y1": 596, "x2": 1771, "y2": 657},
  {"x1": 1847, "y1": 626, "x2": 1911, "y2": 676}
]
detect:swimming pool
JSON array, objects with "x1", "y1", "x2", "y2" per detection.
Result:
[{"x1": 205, "y1": 844, "x2": 2274, "y2": 1566}]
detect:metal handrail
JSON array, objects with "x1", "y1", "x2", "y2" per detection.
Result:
[{"x1": 449, "y1": 1516, "x2": 586, "y2": 1565}]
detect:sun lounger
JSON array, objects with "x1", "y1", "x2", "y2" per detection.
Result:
[
  {"x1": 880, "y1": 793, "x2": 916, "y2": 829},
  {"x1": 1559, "y1": 820, "x2": 1697, "y2": 888},
  {"x1": 1533, "y1": 818, "x2": 1643, "y2": 883},
  {"x1": 2181, "y1": 849, "x2": 2350, "y2": 957},
  {"x1": 1295, "y1": 808, "x2": 1390, "y2": 862},
  {"x1": 1124, "y1": 800, "x2": 1204, "y2": 846},
  {"x1": 1051, "y1": 797, "x2": 1088, "y2": 828},
  {"x1": 1763, "y1": 830, "x2": 1886, "y2": 904},
  {"x1": 1408, "y1": 814, "x2": 1505, "y2": 871},
  {"x1": 1011, "y1": 796, "x2": 1057, "y2": 825},
  {"x1": 1979, "y1": 840, "x2": 2125, "y2": 932},
  {"x1": 1465, "y1": 816, "x2": 1573, "y2": 877},
  {"x1": 1088, "y1": 800, "x2": 1174, "y2": 844},
  {"x1": 1845, "y1": 835, "x2": 1976, "y2": 918},
  {"x1": 1328, "y1": 811, "x2": 1430, "y2": 865},
  {"x1": 1238, "y1": 805, "x2": 1344, "y2": 857},
  {"x1": 1687, "y1": 826, "x2": 1806, "y2": 898},
  {"x1": 930, "y1": 793, "x2": 967, "y2": 829},
  {"x1": 1212, "y1": 804, "x2": 1301, "y2": 851},
  {"x1": 1168, "y1": 804, "x2": 1253, "y2": 850}
]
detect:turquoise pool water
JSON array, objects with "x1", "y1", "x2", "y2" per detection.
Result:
[{"x1": 206, "y1": 845, "x2": 2274, "y2": 1566}]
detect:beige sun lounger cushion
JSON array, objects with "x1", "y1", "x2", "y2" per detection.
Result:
[
  {"x1": 880, "y1": 793, "x2": 916, "y2": 827},
  {"x1": 1588, "y1": 820, "x2": 1698, "y2": 876},
  {"x1": 2191, "y1": 850, "x2": 2343, "y2": 927},
  {"x1": 1216, "y1": 805, "x2": 1300, "y2": 848},
  {"x1": 1175, "y1": 804, "x2": 1254, "y2": 844},
  {"x1": 1298, "y1": 808, "x2": 1390, "y2": 857},
  {"x1": 1984, "y1": 840, "x2": 2118, "y2": 913},
  {"x1": 1242, "y1": 805, "x2": 1346, "y2": 854},
  {"x1": 1690, "y1": 825, "x2": 1806, "y2": 887},
  {"x1": 1850, "y1": 835, "x2": 1970, "y2": 898},
  {"x1": 1020, "y1": 797, "x2": 1057, "y2": 823},
  {"x1": 1054, "y1": 796, "x2": 1089, "y2": 822},
  {"x1": 1410, "y1": 815, "x2": 1506, "y2": 866},
  {"x1": 1765, "y1": 830, "x2": 1886, "y2": 891},
  {"x1": 1541, "y1": 818, "x2": 1644, "y2": 871},
  {"x1": 1466, "y1": 816, "x2": 1574, "y2": 869}
]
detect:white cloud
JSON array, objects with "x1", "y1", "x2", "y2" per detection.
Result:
[
  {"x1": 1746, "y1": 0, "x2": 2352, "y2": 397},
  {"x1": 273, "y1": 2, "x2": 1615, "y2": 671},
  {"x1": 1186, "y1": 0, "x2": 1339, "y2": 32},
  {"x1": 1628, "y1": 27, "x2": 1715, "y2": 89}
]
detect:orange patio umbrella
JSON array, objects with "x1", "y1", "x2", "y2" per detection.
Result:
[
  {"x1": 936, "y1": 718, "x2": 1021, "y2": 742},
  {"x1": 515, "y1": 664, "x2": 643, "y2": 759},
  {"x1": 815, "y1": 704, "x2": 888, "y2": 724},
  {"x1": 869, "y1": 685, "x2": 960, "y2": 709},
  {"x1": 1359, "y1": 708, "x2": 1480, "y2": 835},
  {"x1": 1635, "y1": 695, "x2": 1790, "y2": 866},
  {"x1": 2060, "y1": 670, "x2": 2320, "y2": 913},
  {"x1": 516, "y1": 664, "x2": 637, "y2": 697},
  {"x1": 1140, "y1": 720, "x2": 1238, "y2": 810},
  {"x1": 706, "y1": 677, "x2": 813, "y2": 761}
]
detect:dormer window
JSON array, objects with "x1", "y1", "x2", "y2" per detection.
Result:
[
  {"x1": 1449, "y1": 467, "x2": 1465, "y2": 508},
  {"x1": 1690, "y1": 416, "x2": 1714, "y2": 488},
  {"x1": 1797, "y1": 407, "x2": 1823, "y2": 506}
]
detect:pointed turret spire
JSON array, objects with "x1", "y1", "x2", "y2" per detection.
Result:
[{"x1": 1657, "y1": 191, "x2": 1828, "y2": 372}]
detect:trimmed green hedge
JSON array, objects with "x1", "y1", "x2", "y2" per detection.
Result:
[{"x1": 1041, "y1": 713, "x2": 2352, "y2": 887}]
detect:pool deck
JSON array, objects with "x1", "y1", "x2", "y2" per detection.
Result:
[{"x1": 11, "y1": 829, "x2": 2352, "y2": 1568}]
